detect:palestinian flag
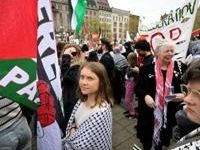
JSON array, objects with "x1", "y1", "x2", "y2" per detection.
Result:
[
  {"x1": 0, "y1": 0, "x2": 38, "y2": 110},
  {"x1": 0, "y1": 1, "x2": 64, "y2": 149},
  {"x1": 71, "y1": 0, "x2": 87, "y2": 36}
]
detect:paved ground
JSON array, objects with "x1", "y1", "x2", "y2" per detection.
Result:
[{"x1": 112, "y1": 104, "x2": 142, "y2": 150}]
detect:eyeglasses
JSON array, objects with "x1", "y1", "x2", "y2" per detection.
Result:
[
  {"x1": 71, "y1": 52, "x2": 78, "y2": 57},
  {"x1": 180, "y1": 84, "x2": 200, "y2": 97}
]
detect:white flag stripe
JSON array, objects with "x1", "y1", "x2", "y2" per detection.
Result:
[
  {"x1": 71, "y1": 0, "x2": 79, "y2": 30},
  {"x1": 37, "y1": 0, "x2": 62, "y2": 150}
]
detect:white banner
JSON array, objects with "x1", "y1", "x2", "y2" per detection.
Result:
[
  {"x1": 37, "y1": 0, "x2": 62, "y2": 101},
  {"x1": 138, "y1": 0, "x2": 200, "y2": 62},
  {"x1": 37, "y1": 0, "x2": 62, "y2": 149}
]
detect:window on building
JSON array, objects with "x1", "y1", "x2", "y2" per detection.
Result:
[
  {"x1": 54, "y1": 4, "x2": 57, "y2": 9},
  {"x1": 124, "y1": 33, "x2": 126, "y2": 38},
  {"x1": 125, "y1": 23, "x2": 128, "y2": 28},
  {"x1": 60, "y1": 13, "x2": 63, "y2": 25},
  {"x1": 58, "y1": 4, "x2": 62, "y2": 10}
]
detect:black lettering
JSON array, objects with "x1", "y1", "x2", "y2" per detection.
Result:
[
  {"x1": 168, "y1": 12, "x2": 175, "y2": 24},
  {"x1": 38, "y1": 7, "x2": 51, "y2": 26},
  {"x1": 189, "y1": 0, "x2": 196, "y2": 14}
]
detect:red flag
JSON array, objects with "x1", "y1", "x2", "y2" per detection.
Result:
[
  {"x1": 0, "y1": 0, "x2": 37, "y2": 59},
  {"x1": 0, "y1": 0, "x2": 38, "y2": 110}
]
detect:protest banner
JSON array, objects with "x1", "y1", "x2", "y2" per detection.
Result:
[{"x1": 138, "y1": 0, "x2": 200, "y2": 62}]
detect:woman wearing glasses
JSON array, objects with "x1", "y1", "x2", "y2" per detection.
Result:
[
  {"x1": 170, "y1": 60, "x2": 200, "y2": 149},
  {"x1": 136, "y1": 39, "x2": 187, "y2": 150},
  {"x1": 60, "y1": 44, "x2": 85, "y2": 128}
]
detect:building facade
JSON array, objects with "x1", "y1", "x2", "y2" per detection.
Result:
[
  {"x1": 51, "y1": 0, "x2": 140, "y2": 42},
  {"x1": 51, "y1": 0, "x2": 71, "y2": 33},
  {"x1": 86, "y1": 0, "x2": 99, "y2": 20},
  {"x1": 96, "y1": 0, "x2": 112, "y2": 38},
  {"x1": 129, "y1": 14, "x2": 139, "y2": 40},
  {"x1": 84, "y1": 0, "x2": 99, "y2": 34},
  {"x1": 111, "y1": 8, "x2": 130, "y2": 43}
]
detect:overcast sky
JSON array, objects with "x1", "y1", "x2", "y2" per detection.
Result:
[{"x1": 108, "y1": 0, "x2": 198, "y2": 21}]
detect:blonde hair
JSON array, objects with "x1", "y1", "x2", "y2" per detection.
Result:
[
  {"x1": 61, "y1": 44, "x2": 85, "y2": 65},
  {"x1": 127, "y1": 52, "x2": 138, "y2": 67}
]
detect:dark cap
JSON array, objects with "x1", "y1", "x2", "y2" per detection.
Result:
[{"x1": 134, "y1": 40, "x2": 151, "y2": 51}]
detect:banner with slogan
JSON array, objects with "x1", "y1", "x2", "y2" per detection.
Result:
[
  {"x1": 138, "y1": 0, "x2": 200, "y2": 62},
  {"x1": 0, "y1": 0, "x2": 38, "y2": 110},
  {"x1": 37, "y1": 0, "x2": 64, "y2": 149}
]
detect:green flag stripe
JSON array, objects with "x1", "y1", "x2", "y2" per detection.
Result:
[
  {"x1": 74, "y1": 0, "x2": 87, "y2": 35},
  {"x1": 0, "y1": 59, "x2": 37, "y2": 110}
]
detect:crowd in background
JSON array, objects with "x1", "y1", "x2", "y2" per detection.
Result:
[
  {"x1": 1, "y1": 32, "x2": 200, "y2": 150},
  {"x1": 55, "y1": 34, "x2": 200, "y2": 149}
]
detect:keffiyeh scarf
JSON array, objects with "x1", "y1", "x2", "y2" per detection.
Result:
[{"x1": 153, "y1": 60, "x2": 174, "y2": 147}]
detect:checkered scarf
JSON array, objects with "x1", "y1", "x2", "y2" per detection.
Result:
[
  {"x1": 63, "y1": 100, "x2": 112, "y2": 150},
  {"x1": 153, "y1": 59, "x2": 174, "y2": 146}
]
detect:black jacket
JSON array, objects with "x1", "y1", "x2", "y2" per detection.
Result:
[
  {"x1": 100, "y1": 52, "x2": 123, "y2": 104},
  {"x1": 61, "y1": 54, "x2": 80, "y2": 126},
  {"x1": 100, "y1": 52, "x2": 115, "y2": 79},
  {"x1": 136, "y1": 61, "x2": 187, "y2": 147}
]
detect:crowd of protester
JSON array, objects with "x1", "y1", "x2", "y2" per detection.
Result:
[
  {"x1": 55, "y1": 36, "x2": 200, "y2": 149},
  {"x1": 1, "y1": 33, "x2": 200, "y2": 150}
]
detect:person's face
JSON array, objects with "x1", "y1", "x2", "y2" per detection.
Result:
[
  {"x1": 91, "y1": 34, "x2": 99, "y2": 46},
  {"x1": 137, "y1": 49, "x2": 146, "y2": 57},
  {"x1": 183, "y1": 80, "x2": 200, "y2": 124},
  {"x1": 64, "y1": 47, "x2": 77, "y2": 63},
  {"x1": 100, "y1": 43, "x2": 106, "y2": 51},
  {"x1": 79, "y1": 67, "x2": 100, "y2": 96},
  {"x1": 157, "y1": 45, "x2": 174, "y2": 64}
]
